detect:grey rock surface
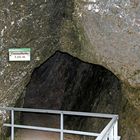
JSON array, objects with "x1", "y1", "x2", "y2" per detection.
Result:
[
  {"x1": 75, "y1": 0, "x2": 140, "y2": 88},
  {"x1": 0, "y1": 0, "x2": 66, "y2": 107}
]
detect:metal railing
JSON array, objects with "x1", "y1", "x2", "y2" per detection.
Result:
[{"x1": 0, "y1": 107, "x2": 121, "y2": 140}]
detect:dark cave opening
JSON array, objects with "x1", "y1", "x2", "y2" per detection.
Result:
[
  {"x1": 18, "y1": 51, "x2": 122, "y2": 140},
  {"x1": 23, "y1": 51, "x2": 121, "y2": 111}
]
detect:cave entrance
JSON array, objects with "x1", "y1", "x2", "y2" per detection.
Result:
[{"x1": 16, "y1": 51, "x2": 121, "y2": 140}]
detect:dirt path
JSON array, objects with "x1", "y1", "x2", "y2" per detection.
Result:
[
  {"x1": 14, "y1": 113, "x2": 81, "y2": 140},
  {"x1": 16, "y1": 130, "x2": 80, "y2": 140}
]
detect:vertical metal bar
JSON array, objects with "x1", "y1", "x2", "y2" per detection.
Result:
[
  {"x1": 113, "y1": 120, "x2": 118, "y2": 140},
  {"x1": 102, "y1": 134, "x2": 108, "y2": 140},
  {"x1": 60, "y1": 112, "x2": 64, "y2": 140},
  {"x1": 11, "y1": 110, "x2": 14, "y2": 140},
  {"x1": 109, "y1": 127, "x2": 113, "y2": 140}
]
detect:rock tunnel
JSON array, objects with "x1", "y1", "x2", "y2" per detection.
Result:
[{"x1": 11, "y1": 51, "x2": 122, "y2": 140}]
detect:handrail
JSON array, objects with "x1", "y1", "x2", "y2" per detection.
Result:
[
  {"x1": 3, "y1": 123, "x2": 100, "y2": 137},
  {"x1": 96, "y1": 117, "x2": 118, "y2": 140},
  {"x1": 0, "y1": 107, "x2": 120, "y2": 140},
  {"x1": 0, "y1": 107, "x2": 118, "y2": 118}
]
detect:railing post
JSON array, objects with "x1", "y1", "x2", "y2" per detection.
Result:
[
  {"x1": 60, "y1": 112, "x2": 64, "y2": 140},
  {"x1": 113, "y1": 120, "x2": 118, "y2": 140},
  {"x1": 108, "y1": 126, "x2": 113, "y2": 140},
  {"x1": 11, "y1": 109, "x2": 14, "y2": 140}
]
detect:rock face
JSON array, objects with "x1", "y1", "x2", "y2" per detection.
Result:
[
  {"x1": 0, "y1": 0, "x2": 140, "y2": 139},
  {"x1": 74, "y1": 0, "x2": 140, "y2": 88},
  {"x1": 0, "y1": 0, "x2": 71, "y2": 107},
  {"x1": 73, "y1": 0, "x2": 140, "y2": 111}
]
